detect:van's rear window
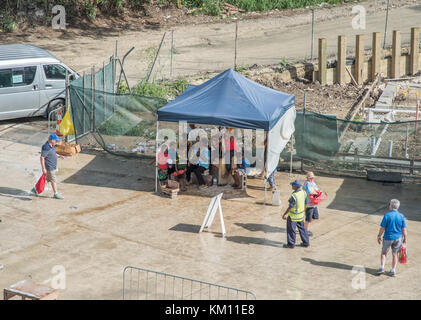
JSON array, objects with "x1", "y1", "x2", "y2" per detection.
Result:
[{"x1": 0, "y1": 66, "x2": 37, "y2": 88}]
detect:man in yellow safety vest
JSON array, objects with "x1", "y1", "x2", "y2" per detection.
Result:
[{"x1": 282, "y1": 180, "x2": 310, "y2": 248}]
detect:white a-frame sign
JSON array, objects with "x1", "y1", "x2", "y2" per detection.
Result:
[{"x1": 199, "y1": 193, "x2": 226, "y2": 237}]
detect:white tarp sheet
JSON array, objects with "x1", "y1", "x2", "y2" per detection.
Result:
[{"x1": 265, "y1": 106, "x2": 296, "y2": 178}]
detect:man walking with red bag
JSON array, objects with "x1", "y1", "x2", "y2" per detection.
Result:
[
  {"x1": 31, "y1": 134, "x2": 64, "y2": 199},
  {"x1": 376, "y1": 199, "x2": 407, "y2": 277},
  {"x1": 303, "y1": 171, "x2": 320, "y2": 237}
]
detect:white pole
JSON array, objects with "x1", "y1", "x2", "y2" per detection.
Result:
[{"x1": 155, "y1": 120, "x2": 159, "y2": 193}]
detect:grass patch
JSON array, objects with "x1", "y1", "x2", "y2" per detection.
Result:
[
  {"x1": 132, "y1": 77, "x2": 190, "y2": 100},
  {"x1": 182, "y1": 0, "x2": 360, "y2": 15}
]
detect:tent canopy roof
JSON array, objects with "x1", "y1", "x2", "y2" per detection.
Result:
[{"x1": 157, "y1": 68, "x2": 295, "y2": 131}]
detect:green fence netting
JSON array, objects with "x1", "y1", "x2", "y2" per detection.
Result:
[
  {"x1": 280, "y1": 111, "x2": 421, "y2": 175},
  {"x1": 69, "y1": 60, "x2": 167, "y2": 158}
]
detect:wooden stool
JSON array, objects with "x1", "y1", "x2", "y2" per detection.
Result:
[{"x1": 3, "y1": 280, "x2": 59, "y2": 300}]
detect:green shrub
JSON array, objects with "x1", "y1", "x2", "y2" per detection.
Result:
[
  {"x1": 133, "y1": 81, "x2": 169, "y2": 99},
  {"x1": 132, "y1": 77, "x2": 189, "y2": 100},
  {"x1": 0, "y1": 10, "x2": 18, "y2": 32},
  {"x1": 85, "y1": 1, "x2": 96, "y2": 20}
]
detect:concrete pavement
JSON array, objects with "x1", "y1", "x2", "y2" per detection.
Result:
[{"x1": 0, "y1": 122, "x2": 420, "y2": 299}]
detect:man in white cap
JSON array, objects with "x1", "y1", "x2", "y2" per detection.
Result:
[{"x1": 303, "y1": 171, "x2": 320, "y2": 237}]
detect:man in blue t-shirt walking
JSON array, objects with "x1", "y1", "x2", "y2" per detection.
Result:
[
  {"x1": 31, "y1": 133, "x2": 64, "y2": 199},
  {"x1": 376, "y1": 199, "x2": 407, "y2": 277}
]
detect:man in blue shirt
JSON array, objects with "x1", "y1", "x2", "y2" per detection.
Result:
[
  {"x1": 32, "y1": 134, "x2": 64, "y2": 199},
  {"x1": 376, "y1": 199, "x2": 407, "y2": 277}
]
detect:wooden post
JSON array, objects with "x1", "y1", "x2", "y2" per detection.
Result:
[
  {"x1": 372, "y1": 32, "x2": 382, "y2": 82},
  {"x1": 391, "y1": 30, "x2": 401, "y2": 79},
  {"x1": 346, "y1": 66, "x2": 358, "y2": 87},
  {"x1": 410, "y1": 27, "x2": 419, "y2": 75},
  {"x1": 337, "y1": 35, "x2": 346, "y2": 85},
  {"x1": 318, "y1": 38, "x2": 327, "y2": 85},
  {"x1": 355, "y1": 34, "x2": 364, "y2": 85}
]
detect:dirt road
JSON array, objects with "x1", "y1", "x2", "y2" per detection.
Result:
[{"x1": 1, "y1": 0, "x2": 420, "y2": 86}]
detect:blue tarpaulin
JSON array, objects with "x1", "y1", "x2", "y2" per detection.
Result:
[{"x1": 157, "y1": 69, "x2": 295, "y2": 131}]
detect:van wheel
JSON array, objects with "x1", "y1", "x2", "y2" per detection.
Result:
[{"x1": 47, "y1": 100, "x2": 66, "y2": 122}]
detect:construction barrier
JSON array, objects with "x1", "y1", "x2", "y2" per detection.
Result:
[
  {"x1": 122, "y1": 266, "x2": 257, "y2": 300},
  {"x1": 47, "y1": 106, "x2": 64, "y2": 136}
]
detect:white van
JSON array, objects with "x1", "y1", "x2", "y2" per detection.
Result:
[{"x1": 0, "y1": 44, "x2": 78, "y2": 121}]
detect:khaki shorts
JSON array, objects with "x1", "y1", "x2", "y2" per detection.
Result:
[
  {"x1": 46, "y1": 170, "x2": 57, "y2": 183},
  {"x1": 382, "y1": 238, "x2": 402, "y2": 254}
]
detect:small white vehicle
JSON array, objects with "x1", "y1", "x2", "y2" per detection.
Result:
[{"x1": 0, "y1": 44, "x2": 78, "y2": 121}]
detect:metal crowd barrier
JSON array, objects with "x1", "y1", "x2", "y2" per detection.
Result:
[{"x1": 122, "y1": 266, "x2": 256, "y2": 300}]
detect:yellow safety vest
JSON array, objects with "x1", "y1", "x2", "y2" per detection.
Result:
[{"x1": 288, "y1": 189, "x2": 306, "y2": 222}]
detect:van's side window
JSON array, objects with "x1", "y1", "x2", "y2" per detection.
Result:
[
  {"x1": 43, "y1": 64, "x2": 67, "y2": 80},
  {"x1": 0, "y1": 69, "x2": 13, "y2": 88},
  {"x1": 0, "y1": 66, "x2": 37, "y2": 88}
]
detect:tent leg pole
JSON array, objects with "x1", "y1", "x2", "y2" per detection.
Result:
[
  {"x1": 264, "y1": 131, "x2": 269, "y2": 206},
  {"x1": 155, "y1": 121, "x2": 159, "y2": 193},
  {"x1": 264, "y1": 178, "x2": 267, "y2": 205}
]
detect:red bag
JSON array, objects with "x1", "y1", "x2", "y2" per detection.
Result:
[
  {"x1": 171, "y1": 169, "x2": 185, "y2": 177},
  {"x1": 308, "y1": 190, "x2": 327, "y2": 206},
  {"x1": 399, "y1": 245, "x2": 407, "y2": 264},
  {"x1": 35, "y1": 174, "x2": 46, "y2": 194}
]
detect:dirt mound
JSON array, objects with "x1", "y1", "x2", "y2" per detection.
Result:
[{"x1": 249, "y1": 72, "x2": 364, "y2": 118}]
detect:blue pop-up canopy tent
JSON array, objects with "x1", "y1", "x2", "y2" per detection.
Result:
[
  {"x1": 157, "y1": 68, "x2": 295, "y2": 131},
  {"x1": 155, "y1": 69, "x2": 296, "y2": 200}
]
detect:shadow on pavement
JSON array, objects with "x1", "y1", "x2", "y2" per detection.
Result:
[
  {"x1": 302, "y1": 258, "x2": 378, "y2": 276},
  {"x1": 235, "y1": 223, "x2": 286, "y2": 234},
  {"x1": 169, "y1": 223, "x2": 201, "y2": 233},
  {"x1": 0, "y1": 187, "x2": 32, "y2": 201},
  {"x1": 326, "y1": 177, "x2": 421, "y2": 222},
  {"x1": 62, "y1": 152, "x2": 155, "y2": 191},
  {"x1": 220, "y1": 235, "x2": 284, "y2": 248}
]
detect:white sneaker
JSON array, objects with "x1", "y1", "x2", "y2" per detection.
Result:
[{"x1": 54, "y1": 193, "x2": 64, "y2": 200}]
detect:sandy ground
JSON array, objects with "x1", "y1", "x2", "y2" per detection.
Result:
[
  {"x1": 1, "y1": 0, "x2": 420, "y2": 86},
  {"x1": 0, "y1": 119, "x2": 420, "y2": 300}
]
